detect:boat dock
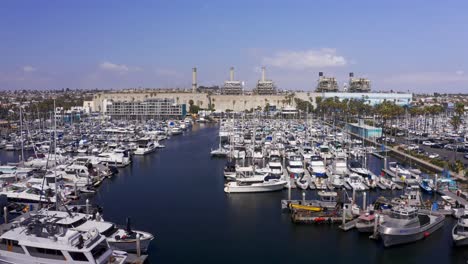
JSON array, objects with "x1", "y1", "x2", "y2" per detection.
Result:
[
  {"x1": 125, "y1": 254, "x2": 148, "y2": 264},
  {"x1": 380, "y1": 169, "x2": 405, "y2": 190},
  {"x1": 339, "y1": 217, "x2": 360, "y2": 231},
  {"x1": 439, "y1": 189, "x2": 468, "y2": 207},
  {"x1": 291, "y1": 211, "x2": 350, "y2": 224}
]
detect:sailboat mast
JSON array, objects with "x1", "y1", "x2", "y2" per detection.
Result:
[
  {"x1": 20, "y1": 105, "x2": 24, "y2": 163},
  {"x1": 53, "y1": 99, "x2": 58, "y2": 209}
]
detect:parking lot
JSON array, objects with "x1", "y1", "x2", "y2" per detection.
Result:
[{"x1": 383, "y1": 135, "x2": 468, "y2": 166}]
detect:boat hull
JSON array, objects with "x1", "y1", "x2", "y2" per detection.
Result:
[
  {"x1": 109, "y1": 237, "x2": 153, "y2": 253},
  {"x1": 224, "y1": 181, "x2": 286, "y2": 193},
  {"x1": 380, "y1": 215, "x2": 445, "y2": 247},
  {"x1": 452, "y1": 224, "x2": 468, "y2": 246}
]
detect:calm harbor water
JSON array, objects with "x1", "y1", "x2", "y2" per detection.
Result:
[{"x1": 2, "y1": 124, "x2": 467, "y2": 263}]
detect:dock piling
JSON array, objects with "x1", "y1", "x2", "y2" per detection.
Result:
[
  {"x1": 302, "y1": 191, "x2": 306, "y2": 204},
  {"x1": 342, "y1": 204, "x2": 346, "y2": 226},
  {"x1": 363, "y1": 192, "x2": 367, "y2": 211},
  {"x1": 3, "y1": 206, "x2": 7, "y2": 224},
  {"x1": 136, "y1": 233, "x2": 141, "y2": 257},
  {"x1": 86, "y1": 199, "x2": 90, "y2": 216}
]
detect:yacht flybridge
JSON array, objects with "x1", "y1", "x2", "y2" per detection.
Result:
[{"x1": 0, "y1": 213, "x2": 127, "y2": 264}]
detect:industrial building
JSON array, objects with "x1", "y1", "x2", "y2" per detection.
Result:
[
  {"x1": 347, "y1": 72, "x2": 371, "y2": 93},
  {"x1": 346, "y1": 120, "x2": 382, "y2": 138},
  {"x1": 222, "y1": 67, "x2": 243, "y2": 95},
  {"x1": 104, "y1": 98, "x2": 186, "y2": 120},
  {"x1": 315, "y1": 72, "x2": 339, "y2": 92},
  {"x1": 253, "y1": 67, "x2": 277, "y2": 95}
]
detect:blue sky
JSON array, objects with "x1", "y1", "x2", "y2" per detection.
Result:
[{"x1": 1, "y1": 0, "x2": 467, "y2": 92}]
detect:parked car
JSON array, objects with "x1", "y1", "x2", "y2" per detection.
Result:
[
  {"x1": 422, "y1": 141, "x2": 435, "y2": 146},
  {"x1": 407, "y1": 144, "x2": 419, "y2": 151},
  {"x1": 465, "y1": 154, "x2": 468, "y2": 159},
  {"x1": 431, "y1": 143, "x2": 445, "y2": 149},
  {"x1": 428, "y1": 153, "x2": 440, "y2": 159},
  {"x1": 415, "y1": 148, "x2": 425, "y2": 154},
  {"x1": 444, "y1": 144, "x2": 457, "y2": 151}
]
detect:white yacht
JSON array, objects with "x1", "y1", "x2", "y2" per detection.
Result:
[
  {"x1": 345, "y1": 173, "x2": 368, "y2": 191},
  {"x1": 97, "y1": 152, "x2": 131, "y2": 167},
  {"x1": 0, "y1": 183, "x2": 57, "y2": 203},
  {"x1": 329, "y1": 153, "x2": 348, "y2": 176},
  {"x1": 452, "y1": 211, "x2": 468, "y2": 246},
  {"x1": 308, "y1": 155, "x2": 327, "y2": 178},
  {"x1": 286, "y1": 159, "x2": 305, "y2": 178},
  {"x1": 24, "y1": 153, "x2": 68, "y2": 169},
  {"x1": 39, "y1": 211, "x2": 154, "y2": 253},
  {"x1": 134, "y1": 139, "x2": 157, "y2": 155},
  {"x1": 330, "y1": 174, "x2": 345, "y2": 188},
  {"x1": 224, "y1": 179, "x2": 287, "y2": 193},
  {"x1": 0, "y1": 214, "x2": 126, "y2": 264}
]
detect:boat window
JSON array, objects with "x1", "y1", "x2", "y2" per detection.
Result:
[
  {"x1": 71, "y1": 217, "x2": 88, "y2": 228},
  {"x1": 69, "y1": 251, "x2": 89, "y2": 261},
  {"x1": 91, "y1": 241, "x2": 109, "y2": 260},
  {"x1": 101, "y1": 225, "x2": 118, "y2": 237},
  {"x1": 0, "y1": 239, "x2": 25, "y2": 254},
  {"x1": 26, "y1": 246, "x2": 65, "y2": 260}
]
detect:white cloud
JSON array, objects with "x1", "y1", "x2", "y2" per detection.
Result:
[
  {"x1": 382, "y1": 71, "x2": 468, "y2": 84},
  {"x1": 22, "y1": 65, "x2": 36, "y2": 72},
  {"x1": 99, "y1": 61, "x2": 130, "y2": 72},
  {"x1": 262, "y1": 48, "x2": 347, "y2": 70}
]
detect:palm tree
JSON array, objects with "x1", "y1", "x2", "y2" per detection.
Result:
[
  {"x1": 455, "y1": 103, "x2": 465, "y2": 116},
  {"x1": 451, "y1": 115, "x2": 462, "y2": 130}
]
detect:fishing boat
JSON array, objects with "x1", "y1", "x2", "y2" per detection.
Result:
[{"x1": 378, "y1": 206, "x2": 445, "y2": 247}]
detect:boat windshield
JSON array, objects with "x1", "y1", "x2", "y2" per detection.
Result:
[
  {"x1": 391, "y1": 210, "x2": 417, "y2": 220},
  {"x1": 91, "y1": 240, "x2": 109, "y2": 260}
]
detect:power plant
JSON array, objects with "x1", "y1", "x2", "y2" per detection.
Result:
[
  {"x1": 222, "y1": 67, "x2": 243, "y2": 95},
  {"x1": 253, "y1": 66, "x2": 277, "y2": 95},
  {"x1": 315, "y1": 72, "x2": 339, "y2": 92},
  {"x1": 190, "y1": 67, "x2": 370, "y2": 94},
  {"x1": 348, "y1": 72, "x2": 371, "y2": 93},
  {"x1": 192, "y1": 67, "x2": 197, "y2": 93}
]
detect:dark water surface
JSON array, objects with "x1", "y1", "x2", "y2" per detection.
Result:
[{"x1": 4, "y1": 124, "x2": 466, "y2": 263}]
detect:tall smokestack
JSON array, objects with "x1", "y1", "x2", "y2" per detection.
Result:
[
  {"x1": 192, "y1": 67, "x2": 197, "y2": 93},
  {"x1": 318, "y1": 72, "x2": 323, "y2": 77},
  {"x1": 349, "y1": 72, "x2": 354, "y2": 78},
  {"x1": 230, "y1": 67, "x2": 234, "y2": 81},
  {"x1": 261, "y1": 66, "x2": 266, "y2": 82}
]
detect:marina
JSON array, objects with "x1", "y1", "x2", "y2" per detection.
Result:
[
  {"x1": 2, "y1": 1, "x2": 468, "y2": 263},
  {"x1": 0, "y1": 112, "x2": 466, "y2": 263}
]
